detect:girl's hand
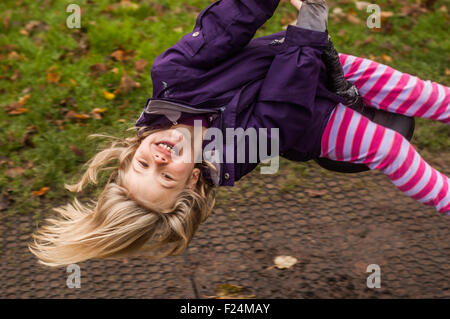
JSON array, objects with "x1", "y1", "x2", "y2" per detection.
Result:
[{"x1": 290, "y1": 0, "x2": 303, "y2": 11}]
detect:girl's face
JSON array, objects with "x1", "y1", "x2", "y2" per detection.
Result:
[{"x1": 123, "y1": 125, "x2": 204, "y2": 211}]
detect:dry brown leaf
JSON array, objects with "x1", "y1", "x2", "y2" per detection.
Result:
[
  {"x1": 89, "y1": 63, "x2": 108, "y2": 77},
  {"x1": 380, "y1": 11, "x2": 394, "y2": 19},
  {"x1": 69, "y1": 144, "x2": 84, "y2": 157},
  {"x1": 338, "y1": 29, "x2": 348, "y2": 37},
  {"x1": 3, "y1": 10, "x2": 11, "y2": 30},
  {"x1": 445, "y1": 68, "x2": 450, "y2": 76},
  {"x1": 10, "y1": 69, "x2": 20, "y2": 81},
  {"x1": 355, "y1": 36, "x2": 375, "y2": 47},
  {"x1": 135, "y1": 59, "x2": 148, "y2": 73},
  {"x1": 46, "y1": 66, "x2": 61, "y2": 84},
  {"x1": 305, "y1": 189, "x2": 328, "y2": 198},
  {"x1": 4, "y1": 167, "x2": 25, "y2": 178},
  {"x1": 346, "y1": 13, "x2": 361, "y2": 24},
  {"x1": 19, "y1": 29, "x2": 29, "y2": 36},
  {"x1": 119, "y1": 99, "x2": 129, "y2": 109},
  {"x1": 65, "y1": 110, "x2": 91, "y2": 120},
  {"x1": 8, "y1": 51, "x2": 24, "y2": 60},
  {"x1": 110, "y1": 49, "x2": 135, "y2": 62},
  {"x1": 381, "y1": 54, "x2": 393, "y2": 63},
  {"x1": 274, "y1": 255, "x2": 298, "y2": 269},
  {"x1": 8, "y1": 107, "x2": 29, "y2": 115},
  {"x1": 5, "y1": 94, "x2": 31, "y2": 114},
  {"x1": 114, "y1": 72, "x2": 141, "y2": 95},
  {"x1": 21, "y1": 125, "x2": 37, "y2": 147},
  {"x1": 32, "y1": 186, "x2": 50, "y2": 197},
  {"x1": 355, "y1": 1, "x2": 371, "y2": 10},
  {"x1": 90, "y1": 107, "x2": 107, "y2": 120}
]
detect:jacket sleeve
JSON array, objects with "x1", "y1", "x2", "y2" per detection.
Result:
[{"x1": 153, "y1": 0, "x2": 280, "y2": 70}]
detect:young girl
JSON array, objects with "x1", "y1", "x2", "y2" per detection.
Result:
[{"x1": 29, "y1": 0, "x2": 449, "y2": 267}]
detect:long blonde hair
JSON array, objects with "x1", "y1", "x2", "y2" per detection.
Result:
[{"x1": 28, "y1": 127, "x2": 217, "y2": 267}]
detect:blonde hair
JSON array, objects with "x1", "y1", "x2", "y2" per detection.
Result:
[{"x1": 28, "y1": 127, "x2": 217, "y2": 267}]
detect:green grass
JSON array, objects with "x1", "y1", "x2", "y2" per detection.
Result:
[{"x1": 0, "y1": 0, "x2": 449, "y2": 217}]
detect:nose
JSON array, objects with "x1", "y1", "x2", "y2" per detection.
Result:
[{"x1": 153, "y1": 153, "x2": 168, "y2": 164}]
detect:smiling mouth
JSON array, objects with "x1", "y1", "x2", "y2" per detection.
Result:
[{"x1": 155, "y1": 141, "x2": 181, "y2": 156}]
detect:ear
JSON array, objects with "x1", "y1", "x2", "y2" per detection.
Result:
[{"x1": 187, "y1": 168, "x2": 200, "y2": 189}]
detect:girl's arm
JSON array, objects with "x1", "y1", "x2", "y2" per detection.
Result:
[{"x1": 153, "y1": 0, "x2": 280, "y2": 70}]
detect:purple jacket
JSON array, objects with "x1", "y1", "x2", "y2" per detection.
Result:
[{"x1": 136, "y1": 0, "x2": 346, "y2": 186}]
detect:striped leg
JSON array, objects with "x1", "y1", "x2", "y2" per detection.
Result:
[
  {"x1": 321, "y1": 103, "x2": 450, "y2": 214},
  {"x1": 339, "y1": 54, "x2": 450, "y2": 124}
]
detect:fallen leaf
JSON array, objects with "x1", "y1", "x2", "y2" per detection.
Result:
[
  {"x1": 346, "y1": 13, "x2": 361, "y2": 24},
  {"x1": 4, "y1": 167, "x2": 25, "y2": 178},
  {"x1": 338, "y1": 29, "x2": 348, "y2": 37},
  {"x1": 110, "y1": 49, "x2": 135, "y2": 62},
  {"x1": 91, "y1": 107, "x2": 107, "y2": 114},
  {"x1": 173, "y1": 27, "x2": 183, "y2": 33},
  {"x1": 305, "y1": 189, "x2": 328, "y2": 198},
  {"x1": 355, "y1": 36, "x2": 375, "y2": 47},
  {"x1": 381, "y1": 54, "x2": 393, "y2": 63},
  {"x1": 445, "y1": 68, "x2": 450, "y2": 76},
  {"x1": 355, "y1": 1, "x2": 371, "y2": 10},
  {"x1": 21, "y1": 125, "x2": 37, "y2": 147},
  {"x1": 89, "y1": 63, "x2": 108, "y2": 77},
  {"x1": 7, "y1": 51, "x2": 24, "y2": 60},
  {"x1": 59, "y1": 97, "x2": 76, "y2": 107},
  {"x1": 214, "y1": 284, "x2": 255, "y2": 299},
  {"x1": 32, "y1": 186, "x2": 50, "y2": 197},
  {"x1": 4, "y1": 95, "x2": 28, "y2": 112},
  {"x1": 3, "y1": 10, "x2": 11, "y2": 30},
  {"x1": 380, "y1": 11, "x2": 394, "y2": 19},
  {"x1": 69, "y1": 144, "x2": 84, "y2": 157},
  {"x1": 114, "y1": 72, "x2": 140, "y2": 95},
  {"x1": 119, "y1": 99, "x2": 129, "y2": 109},
  {"x1": 10, "y1": 69, "x2": 20, "y2": 81},
  {"x1": 8, "y1": 107, "x2": 29, "y2": 115},
  {"x1": 90, "y1": 107, "x2": 107, "y2": 120},
  {"x1": 107, "y1": 1, "x2": 140, "y2": 11},
  {"x1": 135, "y1": 59, "x2": 148, "y2": 73},
  {"x1": 24, "y1": 20, "x2": 46, "y2": 33},
  {"x1": 331, "y1": 7, "x2": 345, "y2": 18},
  {"x1": 65, "y1": 110, "x2": 91, "y2": 120},
  {"x1": 103, "y1": 90, "x2": 116, "y2": 100},
  {"x1": 274, "y1": 255, "x2": 298, "y2": 269},
  {"x1": 46, "y1": 66, "x2": 61, "y2": 84},
  {"x1": 19, "y1": 29, "x2": 29, "y2": 36},
  {"x1": 17, "y1": 94, "x2": 31, "y2": 106}
]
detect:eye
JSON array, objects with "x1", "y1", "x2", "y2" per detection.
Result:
[
  {"x1": 139, "y1": 161, "x2": 149, "y2": 168},
  {"x1": 162, "y1": 172, "x2": 173, "y2": 180}
]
